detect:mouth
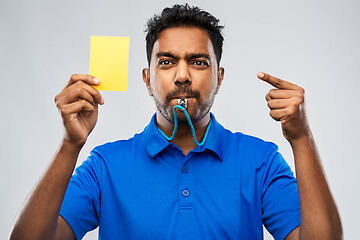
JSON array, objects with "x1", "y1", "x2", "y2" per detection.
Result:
[
  {"x1": 172, "y1": 96, "x2": 194, "y2": 100},
  {"x1": 169, "y1": 97, "x2": 193, "y2": 109},
  {"x1": 177, "y1": 98, "x2": 188, "y2": 109},
  {"x1": 166, "y1": 88, "x2": 201, "y2": 103}
]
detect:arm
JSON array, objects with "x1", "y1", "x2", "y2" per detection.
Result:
[
  {"x1": 258, "y1": 72, "x2": 342, "y2": 240},
  {"x1": 286, "y1": 130, "x2": 342, "y2": 240},
  {"x1": 10, "y1": 74, "x2": 104, "y2": 240}
]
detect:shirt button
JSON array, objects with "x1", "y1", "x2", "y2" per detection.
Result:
[
  {"x1": 183, "y1": 189, "x2": 190, "y2": 197},
  {"x1": 182, "y1": 189, "x2": 189, "y2": 197},
  {"x1": 182, "y1": 165, "x2": 188, "y2": 173}
]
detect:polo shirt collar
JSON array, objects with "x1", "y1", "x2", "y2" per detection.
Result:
[
  {"x1": 202, "y1": 113, "x2": 224, "y2": 161},
  {"x1": 141, "y1": 113, "x2": 225, "y2": 160},
  {"x1": 141, "y1": 114, "x2": 170, "y2": 157}
]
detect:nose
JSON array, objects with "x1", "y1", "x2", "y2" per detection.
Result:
[{"x1": 174, "y1": 60, "x2": 191, "y2": 86}]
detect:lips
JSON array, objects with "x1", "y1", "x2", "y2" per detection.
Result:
[
  {"x1": 166, "y1": 88, "x2": 201, "y2": 102},
  {"x1": 172, "y1": 96, "x2": 193, "y2": 99}
]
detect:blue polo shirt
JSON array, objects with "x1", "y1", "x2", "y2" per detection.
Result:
[{"x1": 60, "y1": 113, "x2": 300, "y2": 240}]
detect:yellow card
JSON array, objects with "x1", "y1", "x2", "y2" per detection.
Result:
[{"x1": 89, "y1": 36, "x2": 129, "y2": 91}]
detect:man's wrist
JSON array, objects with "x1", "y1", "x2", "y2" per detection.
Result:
[
  {"x1": 288, "y1": 129, "x2": 314, "y2": 149},
  {"x1": 60, "y1": 138, "x2": 85, "y2": 155}
]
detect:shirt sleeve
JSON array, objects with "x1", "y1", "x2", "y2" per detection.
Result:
[
  {"x1": 261, "y1": 148, "x2": 300, "y2": 240},
  {"x1": 59, "y1": 150, "x2": 102, "y2": 239}
]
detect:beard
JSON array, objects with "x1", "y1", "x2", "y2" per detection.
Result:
[{"x1": 151, "y1": 85, "x2": 216, "y2": 125}]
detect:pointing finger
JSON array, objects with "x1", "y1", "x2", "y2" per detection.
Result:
[{"x1": 257, "y1": 72, "x2": 301, "y2": 90}]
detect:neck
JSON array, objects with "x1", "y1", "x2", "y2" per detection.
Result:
[{"x1": 156, "y1": 110, "x2": 211, "y2": 155}]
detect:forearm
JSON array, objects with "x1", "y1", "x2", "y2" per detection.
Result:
[
  {"x1": 290, "y1": 131, "x2": 342, "y2": 239},
  {"x1": 10, "y1": 140, "x2": 82, "y2": 240}
]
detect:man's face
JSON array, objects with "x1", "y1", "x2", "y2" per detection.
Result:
[{"x1": 143, "y1": 27, "x2": 224, "y2": 124}]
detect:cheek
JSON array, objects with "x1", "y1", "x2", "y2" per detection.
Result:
[
  {"x1": 199, "y1": 72, "x2": 218, "y2": 94},
  {"x1": 150, "y1": 71, "x2": 171, "y2": 96}
]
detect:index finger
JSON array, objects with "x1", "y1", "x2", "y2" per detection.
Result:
[
  {"x1": 257, "y1": 72, "x2": 300, "y2": 90},
  {"x1": 67, "y1": 74, "x2": 100, "y2": 87}
]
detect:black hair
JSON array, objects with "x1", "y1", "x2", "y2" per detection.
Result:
[{"x1": 145, "y1": 4, "x2": 224, "y2": 66}]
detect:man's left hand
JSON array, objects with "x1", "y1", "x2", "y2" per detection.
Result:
[{"x1": 257, "y1": 72, "x2": 309, "y2": 142}]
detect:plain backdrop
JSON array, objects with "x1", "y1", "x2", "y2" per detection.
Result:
[{"x1": 1, "y1": 0, "x2": 359, "y2": 239}]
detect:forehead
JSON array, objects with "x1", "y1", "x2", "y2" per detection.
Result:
[{"x1": 152, "y1": 27, "x2": 215, "y2": 58}]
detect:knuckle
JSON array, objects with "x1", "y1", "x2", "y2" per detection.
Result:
[
  {"x1": 290, "y1": 99, "x2": 298, "y2": 106},
  {"x1": 269, "y1": 111, "x2": 279, "y2": 121},
  {"x1": 70, "y1": 74, "x2": 78, "y2": 82},
  {"x1": 285, "y1": 107, "x2": 295, "y2": 117},
  {"x1": 74, "y1": 80, "x2": 81, "y2": 86},
  {"x1": 80, "y1": 99, "x2": 87, "y2": 105},
  {"x1": 82, "y1": 99, "x2": 92, "y2": 108},
  {"x1": 54, "y1": 94, "x2": 59, "y2": 103},
  {"x1": 294, "y1": 92, "x2": 304, "y2": 102},
  {"x1": 75, "y1": 87, "x2": 84, "y2": 96},
  {"x1": 265, "y1": 93, "x2": 271, "y2": 101},
  {"x1": 74, "y1": 81, "x2": 84, "y2": 88},
  {"x1": 54, "y1": 95, "x2": 63, "y2": 108},
  {"x1": 295, "y1": 96, "x2": 304, "y2": 104},
  {"x1": 269, "y1": 110, "x2": 276, "y2": 116},
  {"x1": 60, "y1": 107, "x2": 67, "y2": 117},
  {"x1": 274, "y1": 79, "x2": 283, "y2": 87},
  {"x1": 267, "y1": 99, "x2": 275, "y2": 108},
  {"x1": 293, "y1": 103, "x2": 300, "y2": 110},
  {"x1": 299, "y1": 95, "x2": 305, "y2": 103},
  {"x1": 284, "y1": 108, "x2": 291, "y2": 116}
]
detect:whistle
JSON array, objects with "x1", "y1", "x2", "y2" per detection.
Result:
[
  {"x1": 178, "y1": 98, "x2": 187, "y2": 109},
  {"x1": 157, "y1": 97, "x2": 211, "y2": 146}
]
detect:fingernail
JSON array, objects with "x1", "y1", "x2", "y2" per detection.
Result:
[
  {"x1": 258, "y1": 72, "x2": 264, "y2": 78},
  {"x1": 94, "y1": 78, "x2": 100, "y2": 84},
  {"x1": 101, "y1": 96, "x2": 104, "y2": 104}
]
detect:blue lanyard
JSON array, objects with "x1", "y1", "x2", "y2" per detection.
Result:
[{"x1": 157, "y1": 104, "x2": 212, "y2": 146}]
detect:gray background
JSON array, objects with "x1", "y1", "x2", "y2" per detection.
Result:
[{"x1": 1, "y1": 0, "x2": 359, "y2": 239}]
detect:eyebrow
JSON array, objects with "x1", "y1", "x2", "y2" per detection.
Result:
[
  {"x1": 156, "y1": 52, "x2": 211, "y2": 61},
  {"x1": 156, "y1": 52, "x2": 176, "y2": 59},
  {"x1": 186, "y1": 53, "x2": 210, "y2": 61}
]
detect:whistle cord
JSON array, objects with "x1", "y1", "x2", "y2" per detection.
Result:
[{"x1": 157, "y1": 105, "x2": 212, "y2": 147}]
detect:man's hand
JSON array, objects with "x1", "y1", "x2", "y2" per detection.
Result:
[
  {"x1": 258, "y1": 72, "x2": 343, "y2": 239},
  {"x1": 257, "y1": 72, "x2": 309, "y2": 142},
  {"x1": 54, "y1": 74, "x2": 104, "y2": 146},
  {"x1": 10, "y1": 74, "x2": 103, "y2": 240}
]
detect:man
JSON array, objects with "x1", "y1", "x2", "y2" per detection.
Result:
[{"x1": 10, "y1": 4, "x2": 342, "y2": 240}]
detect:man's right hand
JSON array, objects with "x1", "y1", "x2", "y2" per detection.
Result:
[
  {"x1": 54, "y1": 74, "x2": 104, "y2": 146},
  {"x1": 10, "y1": 74, "x2": 102, "y2": 240}
]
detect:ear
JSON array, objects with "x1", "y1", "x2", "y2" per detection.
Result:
[
  {"x1": 142, "y1": 68, "x2": 153, "y2": 96},
  {"x1": 215, "y1": 67, "x2": 224, "y2": 94}
]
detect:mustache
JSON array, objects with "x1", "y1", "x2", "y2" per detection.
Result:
[{"x1": 165, "y1": 86, "x2": 201, "y2": 102}]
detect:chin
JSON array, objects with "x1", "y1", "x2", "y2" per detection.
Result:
[{"x1": 174, "y1": 111, "x2": 191, "y2": 124}]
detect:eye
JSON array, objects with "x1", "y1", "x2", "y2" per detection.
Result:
[
  {"x1": 192, "y1": 60, "x2": 209, "y2": 68},
  {"x1": 158, "y1": 59, "x2": 173, "y2": 67}
]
